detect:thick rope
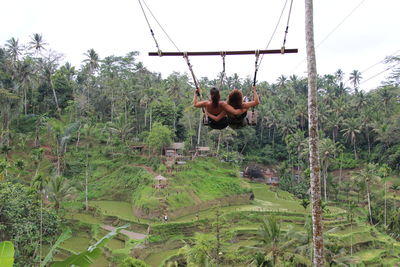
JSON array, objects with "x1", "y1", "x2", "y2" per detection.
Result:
[
  {"x1": 253, "y1": 50, "x2": 260, "y2": 86},
  {"x1": 183, "y1": 53, "x2": 200, "y2": 92},
  {"x1": 282, "y1": 0, "x2": 294, "y2": 53},
  {"x1": 184, "y1": 53, "x2": 205, "y2": 118},
  {"x1": 218, "y1": 52, "x2": 226, "y2": 89}
]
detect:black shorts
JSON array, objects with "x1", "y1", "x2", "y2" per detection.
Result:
[
  {"x1": 228, "y1": 112, "x2": 247, "y2": 129},
  {"x1": 208, "y1": 116, "x2": 229, "y2": 130}
]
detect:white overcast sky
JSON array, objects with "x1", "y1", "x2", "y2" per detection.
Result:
[{"x1": 1, "y1": 0, "x2": 399, "y2": 91}]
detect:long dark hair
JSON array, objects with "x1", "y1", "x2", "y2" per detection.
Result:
[
  {"x1": 228, "y1": 89, "x2": 243, "y2": 109},
  {"x1": 210, "y1": 87, "x2": 220, "y2": 108}
]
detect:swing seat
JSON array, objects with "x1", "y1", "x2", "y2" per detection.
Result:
[
  {"x1": 246, "y1": 111, "x2": 258, "y2": 126},
  {"x1": 202, "y1": 114, "x2": 209, "y2": 126}
]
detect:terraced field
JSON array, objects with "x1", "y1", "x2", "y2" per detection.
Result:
[{"x1": 59, "y1": 179, "x2": 400, "y2": 266}]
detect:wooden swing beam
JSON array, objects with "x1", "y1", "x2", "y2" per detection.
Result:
[{"x1": 148, "y1": 48, "x2": 298, "y2": 57}]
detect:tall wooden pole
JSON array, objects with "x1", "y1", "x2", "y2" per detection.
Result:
[{"x1": 305, "y1": 0, "x2": 325, "y2": 266}]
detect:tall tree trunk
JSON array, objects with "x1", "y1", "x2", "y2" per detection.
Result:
[
  {"x1": 339, "y1": 153, "x2": 343, "y2": 184},
  {"x1": 85, "y1": 146, "x2": 89, "y2": 212},
  {"x1": 24, "y1": 87, "x2": 27, "y2": 115},
  {"x1": 350, "y1": 215, "x2": 353, "y2": 256},
  {"x1": 111, "y1": 87, "x2": 114, "y2": 123},
  {"x1": 50, "y1": 78, "x2": 60, "y2": 116},
  {"x1": 384, "y1": 181, "x2": 387, "y2": 227},
  {"x1": 56, "y1": 143, "x2": 61, "y2": 176},
  {"x1": 305, "y1": 0, "x2": 324, "y2": 265},
  {"x1": 75, "y1": 123, "x2": 81, "y2": 151},
  {"x1": 366, "y1": 130, "x2": 371, "y2": 158},
  {"x1": 353, "y1": 141, "x2": 357, "y2": 160},
  {"x1": 144, "y1": 107, "x2": 147, "y2": 128},
  {"x1": 324, "y1": 167, "x2": 327, "y2": 202},
  {"x1": 150, "y1": 106, "x2": 153, "y2": 131},
  {"x1": 366, "y1": 183, "x2": 373, "y2": 225},
  {"x1": 35, "y1": 125, "x2": 40, "y2": 148},
  {"x1": 39, "y1": 195, "x2": 43, "y2": 265},
  {"x1": 217, "y1": 132, "x2": 221, "y2": 154}
]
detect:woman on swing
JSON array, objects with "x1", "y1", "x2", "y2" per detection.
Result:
[
  {"x1": 223, "y1": 85, "x2": 260, "y2": 128},
  {"x1": 193, "y1": 87, "x2": 229, "y2": 129}
]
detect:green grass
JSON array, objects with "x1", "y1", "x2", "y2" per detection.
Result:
[
  {"x1": 327, "y1": 225, "x2": 367, "y2": 235},
  {"x1": 132, "y1": 186, "x2": 161, "y2": 213},
  {"x1": 250, "y1": 184, "x2": 307, "y2": 213},
  {"x1": 60, "y1": 235, "x2": 91, "y2": 253},
  {"x1": 88, "y1": 164, "x2": 153, "y2": 199},
  {"x1": 144, "y1": 248, "x2": 180, "y2": 267},
  {"x1": 91, "y1": 200, "x2": 147, "y2": 222},
  {"x1": 172, "y1": 158, "x2": 250, "y2": 202},
  {"x1": 354, "y1": 249, "x2": 385, "y2": 264},
  {"x1": 64, "y1": 212, "x2": 102, "y2": 224},
  {"x1": 106, "y1": 238, "x2": 125, "y2": 250},
  {"x1": 166, "y1": 191, "x2": 196, "y2": 208},
  {"x1": 90, "y1": 255, "x2": 110, "y2": 267}
]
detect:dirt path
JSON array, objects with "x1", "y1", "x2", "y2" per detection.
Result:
[{"x1": 101, "y1": 225, "x2": 147, "y2": 240}]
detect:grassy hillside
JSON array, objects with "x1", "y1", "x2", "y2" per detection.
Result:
[{"x1": 2, "y1": 120, "x2": 400, "y2": 266}]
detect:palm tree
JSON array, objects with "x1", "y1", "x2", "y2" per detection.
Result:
[
  {"x1": 83, "y1": 49, "x2": 100, "y2": 107},
  {"x1": 359, "y1": 111, "x2": 373, "y2": 157},
  {"x1": 352, "y1": 164, "x2": 381, "y2": 225},
  {"x1": 341, "y1": 117, "x2": 361, "y2": 159},
  {"x1": 31, "y1": 173, "x2": 48, "y2": 265},
  {"x1": 349, "y1": 70, "x2": 362, "y2": 91},
  {"x1": 259, "y1": 216, "x2": 282, "y2": 265},
  {"x1": 334, "y1": 69, "x2": 344, "y2": 84},
  {"x1": 319, "y1": 138, "x2": 336, "y2": 202},
  {"x1": 46, "y1": 175, "x2": 75, "y2": 210},
  {"x1": 277, "y1": 113, "x2": 297, "y2": 140},
  {"x1": 28, "y1": 33, "x2": 47, "y2": 56},
  {"x1": 83, "y1": 48, "x2": 100, "y2": 73},
  {"x1": 17, "y1": 59, "x2": 34, "y2": 114},
  {"x1": 39, "y1": 53, "x2": 62, "y2": 114},
  {"x1": 5, "y1": 37, "x2": 22, "y2": 62},
  {"x1": 347, "y1": 202, "x2": 357, "y2": 256},
  {"x1": 353, "y1": 90, "x2": 368, "y2": 112},
  {"x1": 378, "y1": 87, "x2": 393, "y2": 115},
  {"x1": 305, "y1": 0, "x2": 325, "y2": 265},
  {"x1": 276, "y1": 75, "x2": 287, "y2": 88},
  {"x1": 294, "y1": 98, "x2": 308, "y2": 130},
  {"x1": 0, "y1": 89, "x2": 19, "y2": 147}
]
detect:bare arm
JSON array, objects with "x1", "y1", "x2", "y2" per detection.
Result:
[
  {"x1": 206, "y1": 110, "x2": 226, "y2": 122},
  {"x1": 242, "y1": 85, "x2": 260, "y2": 109},
  {"x1": 220, "y1": 102, "x2": 248, "y2": 116},
  {"x1": 193, "y1": 88, "x2": 208, "y2": 108}
]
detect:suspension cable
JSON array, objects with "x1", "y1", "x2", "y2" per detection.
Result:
[
  {"x1": 137, "y1": 0, "x2": 162, "y2": 56},
  {"x1": 141, "y1": 0, "x2": 181, "y2": 52},
  {"x1": 258, "y1": 0, "x2": 290, "y2": 69}
]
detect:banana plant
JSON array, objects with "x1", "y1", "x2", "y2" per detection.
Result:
[{"x1": 0, "y1": 241, "x2": 14, "y2": 267}]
